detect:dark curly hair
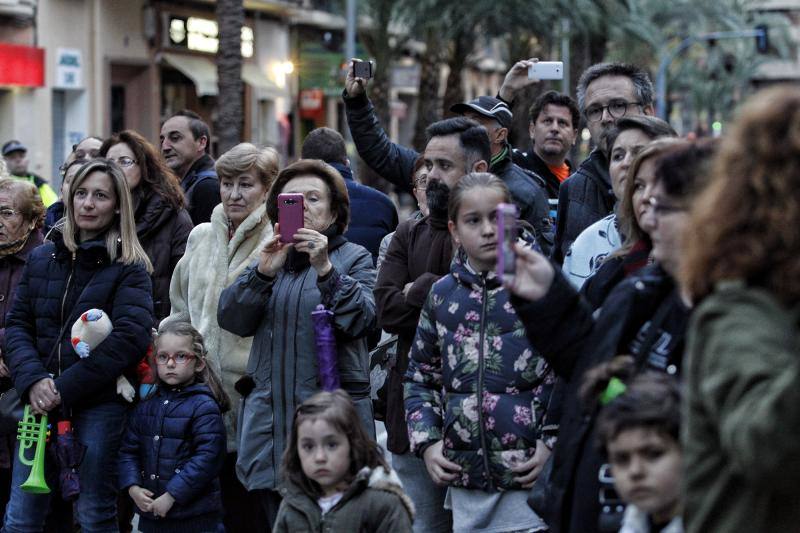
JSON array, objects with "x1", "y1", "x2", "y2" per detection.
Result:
[
  {"x1": 682, "y1": 85, "x2": 800, "y2": 305},
  {"x1": 266, "y1": 159, "x2": 350, "y2": 235},
  {"x1": 99, "y1": 130, "x2": 186, "y2": 209}
]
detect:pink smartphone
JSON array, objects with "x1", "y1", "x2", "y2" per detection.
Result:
[{"x1": 277, "y1": 193, "x2": 304, "y2": 243}]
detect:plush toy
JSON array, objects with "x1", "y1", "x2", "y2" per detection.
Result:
[{"x1": 71, "y1": 309, "x2": 136, "y2": 402}]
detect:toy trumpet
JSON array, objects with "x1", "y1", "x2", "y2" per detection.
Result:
[{"x1": 17, "y1": 404, "x2": 50, "y2": 494}]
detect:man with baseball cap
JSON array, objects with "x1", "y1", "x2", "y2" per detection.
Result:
[
  {"x1": 2, "y1": 140, "x2": 57, "y2": 206},
  {"x1": 343, "y1": 64, "x2": 553, "y2": 252}
]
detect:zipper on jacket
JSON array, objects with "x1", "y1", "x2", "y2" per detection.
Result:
[
  {"x1": 476, "y1": 276, "x2": 493, "y2": 489},
  {"x1": 57, "y1": 252, "x2": 76, "y2": 376}
]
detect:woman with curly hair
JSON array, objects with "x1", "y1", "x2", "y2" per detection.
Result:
[
  {"x1": 680, "y1": 85, "x2": 800, "y2": 533},
  {"x1": 100, "y1": 130, "x2": 193, "y2": 320}
]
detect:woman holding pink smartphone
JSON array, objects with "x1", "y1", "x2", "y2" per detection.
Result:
[{"x1": 217, "y1": 159, "x2": 377, "y2": 529}]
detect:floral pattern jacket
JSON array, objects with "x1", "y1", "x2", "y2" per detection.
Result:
[{"x1": 404, "y1": 251, "x2": 556, "y2": 491}]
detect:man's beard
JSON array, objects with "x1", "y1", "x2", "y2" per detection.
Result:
[{"x1": 426, "y1": 178, "x2": 450, "y2": 221}]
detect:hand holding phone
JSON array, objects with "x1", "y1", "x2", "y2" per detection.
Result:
[
  {"x1": 277, "y1": 193, "x2": 304, "y2": 244},
  {"x1": 528, "y1": 61, "x2": 564, "y2": 80},
  {"x1": 496, "y1": 203, "x2": 519, "y2": 282}
]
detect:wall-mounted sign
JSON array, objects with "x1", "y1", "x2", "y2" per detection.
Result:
[
  {"x1": 55, "y1": 48, "x2": 82, "y2": 89},
  {"x1": 0, "y1": 43, "x2": 44, "y2": 88},
  {"x1": 168, "y1": 16, "x2": 253, "y2": 58}
]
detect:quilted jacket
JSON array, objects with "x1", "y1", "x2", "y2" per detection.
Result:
[
  {"x1": 118, "y1": 383, "x2": 226, "y2": 521},
  {"x1": 404, "y1": 251, "x2": 556, "y2": 491},
  {"x1": 5, "y1": 233, "x2": 154, "y2": 409}
]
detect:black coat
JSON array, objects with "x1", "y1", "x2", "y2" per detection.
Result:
[
  {"x1": 180, "y1": 154, "x2": 220, "y2": 225},
  {"x1": 118, "y1": 383, "x2": 226, "y2": 521},
  {"x1": 511, "y1": 265, "x2": 689, "y2": 533},
  {"x1": 5, "y1": 235, "x2": 154, "y2": 409},
  {"x1": 134, "y1": 190, "x2": 193, "y2": 320},
  {"x1": 512, "y1": 145, "x2": 573, "y2": 200},
  {"x1": 552, "y1": 149, "x2": 615, "y2": 264}
]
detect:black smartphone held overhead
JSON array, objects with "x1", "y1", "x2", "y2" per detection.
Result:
[
  {"x1": 353, "y1": 59, "x2": 374, "y2": 80},
  {"x1": 496, "y1": 203, "x2": 519, "y2": 283}
]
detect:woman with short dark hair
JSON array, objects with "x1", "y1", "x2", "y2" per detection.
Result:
[{"x1": 218, "y1": 159, "x2": 375, "y2": 528}]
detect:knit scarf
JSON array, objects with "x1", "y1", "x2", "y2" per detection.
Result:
[{"x1": 0, "y1": 230, "x2": 31, "y2": 259}]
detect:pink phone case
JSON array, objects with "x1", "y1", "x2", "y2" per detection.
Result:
[{"x1": 277, "y1": 193, "x2": 304, "y2": 243}]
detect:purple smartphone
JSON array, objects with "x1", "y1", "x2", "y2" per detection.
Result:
[
  {"x1": 277, "y1": 193, "x2": 304, "y2": 243},
  {"x1": 496, "y1": 203, "x2": 519, "y2": 282}
]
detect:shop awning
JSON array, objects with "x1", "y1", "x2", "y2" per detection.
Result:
[
  {"x1": 0, "y1": 42, "x2": 44, "y2": 87},
  {"x1": 162, "y1": 53, "x2": 218, "y2": 97},
  {"x1": 242, "y1": 63, "x2": 283, "y2": 99},
  {"x1": 163, "y1": 52, "x2": 283, "y2": 99}
]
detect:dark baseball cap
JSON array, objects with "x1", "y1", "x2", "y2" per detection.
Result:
[
  {"x1": 2, "y1": 140, "x2": 26, "y2": 156},
  {"x1": 450, "y1": 96, "x2": 513, "y2": 129}
]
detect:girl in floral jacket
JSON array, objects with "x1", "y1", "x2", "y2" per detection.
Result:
[{"x1": 404, "y1": 173, "x2": 556, "y2": 533}]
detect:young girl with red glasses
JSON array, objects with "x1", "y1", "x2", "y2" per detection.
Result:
[{"x1": 118, "y1": 321, "x2": 230, "y2": 532}]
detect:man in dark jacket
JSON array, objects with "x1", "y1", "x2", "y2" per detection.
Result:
[
  {"x1": 301, "y1": 127, "x2": 398, "y2": 266},
  {"x1": 2, "y1": 140, "x2": 58, "y2": 207},
  {"x1": 343, "y1": 64, "x2": 553, "y2": 253},
  {"x1": 160, "y1": 110, "x2": 221, "y2": 225},
  {"x1": 552, "y1": 63, "x2": 656, "y2": 263},
  {"x1": 511, "y1": 91, "x2": 579, "y2": 200},
  {"x1": 374, "y1": 116, "x2": 490, "y2": 533}
]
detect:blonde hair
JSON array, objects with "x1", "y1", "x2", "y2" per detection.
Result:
[
  {"x1": 63, "y1": 159, "x2": 153, "y2": 273},
  {"x1": 216, "y1": 143, "x2": 279, "y2": 188},
  {"x1": 0, "y1": 178, "x2": 45, "y2": 229}
]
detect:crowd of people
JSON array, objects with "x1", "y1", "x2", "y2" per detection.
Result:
[{"x1": 0, "y1": 54, "x2": 794, "y2": 533}]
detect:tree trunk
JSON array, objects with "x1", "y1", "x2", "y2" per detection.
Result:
[
  {"x1": 215, "y1": 0, "x2": 244, "y2": 154},
  {"x1": 442, "y1": 29, "x2": 472, "y2": 117},
  {"x1": 412, "y1": 28, "x2": 442, "y2": 152}
]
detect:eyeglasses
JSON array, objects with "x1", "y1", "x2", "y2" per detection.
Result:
[
  {"x1": 155, "y1": 352, "x2": 196, "y2": 365},
  {"x1": 110, "y1": 157, "x2": 137, "y2": 168},
  {"x1": 414, "y1": 175, "x2": 428, "y2": 190},
  {"x1": 646, "y1": 197, "x2": 686, "y2": 217},
  {"x1": 585, "y1": 100, "x2": 642, "y2": 123},
  {"x1": 0, "y1": 208, "x2": 20, "y2": 221}
]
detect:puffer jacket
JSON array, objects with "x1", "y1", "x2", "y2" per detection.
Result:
[
  {"x1": 134, "y1": 189, "x2": 193, "y2": 320},
  {"x1": 217, "y1": 236, "x2": 376, "y2": 490},
  {"x1": 5, "y1": 233, "x2": 154, "y2": 409},
  {"x1": 552, "y1": 149, "x2": 614, "y2": 264},
  {"x1": 274, "y1": 465, "x2": 414, "y2": 533},
  {"x1": 118, "y1": 383, "x2": 226, "y2": 521},
  {"x1": 405, "y1": 252, "x2": 555, "y2": 491}
]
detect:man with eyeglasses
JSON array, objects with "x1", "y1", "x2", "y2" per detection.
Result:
[
  {"x1": 552, "y1": 63, "x2": 656, "y2": 264},
  {"x1": 1, "y1": 140, "x2": 58, "y2": 207}
]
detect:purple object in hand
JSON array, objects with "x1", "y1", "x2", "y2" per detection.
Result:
[{"x1": 312, "y1": 304, "x2": 339, "y2": 391}]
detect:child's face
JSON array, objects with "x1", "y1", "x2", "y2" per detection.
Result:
[
  {"x1": 608, "y1": 427, "x2": 682, "y2": 523},
  {"x1": 297, "y1": 417, "x2": 351, "y2": 497},
  {"x1": 448, "y1": 187, "x2": 506, "y2": 273},
  {"x1": 155, "y1": 333, "x2": 203, "y2": 387}
]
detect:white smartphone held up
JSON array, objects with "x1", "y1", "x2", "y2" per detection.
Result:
[{"x1": 528, "y1": 61, "x2": 564, "y2": 80}]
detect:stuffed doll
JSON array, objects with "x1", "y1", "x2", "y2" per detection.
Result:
[{"x1": 71, "y1": 309, "x2": 137, "y2": 402}]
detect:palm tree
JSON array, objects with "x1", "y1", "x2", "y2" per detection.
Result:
[{"x1": 216, "y1": 0, "x2": 244, "y2": 153}]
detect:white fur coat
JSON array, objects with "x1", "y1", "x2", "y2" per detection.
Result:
[{"x1": 163, "y1": 202, "x2": 273, "y2": 451}]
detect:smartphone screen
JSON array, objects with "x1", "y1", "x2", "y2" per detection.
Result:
[
  {"x1": 277, "y1": 193, "x2": 304, "y2": 243},
  {"x1": 496, "y1": 203, "x2": 519, "y2": 282},
  {"x1": 353, "y1": 60, "x2": 373, "y2": 79}
]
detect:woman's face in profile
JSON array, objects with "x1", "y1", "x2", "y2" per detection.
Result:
[{"x1": 281, "y1": 175, "x2": 335, "y2": 232}]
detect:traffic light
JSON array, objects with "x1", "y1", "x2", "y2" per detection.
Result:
[{"x1": 755, "y1": 24, "x2": 769, "y2": 54}]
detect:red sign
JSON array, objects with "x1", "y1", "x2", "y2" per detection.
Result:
[{"x1": 0, "y1": 43, "x2": 44, "y2": 87}]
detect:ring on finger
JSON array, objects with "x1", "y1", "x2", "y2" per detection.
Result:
[{"x1": 308, "y1": 241, "x2": 315, "y2": 250}]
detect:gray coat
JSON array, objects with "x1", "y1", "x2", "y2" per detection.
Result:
[{"x1": 217, "y1": 241, "x2": 376, "y2": 490}]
